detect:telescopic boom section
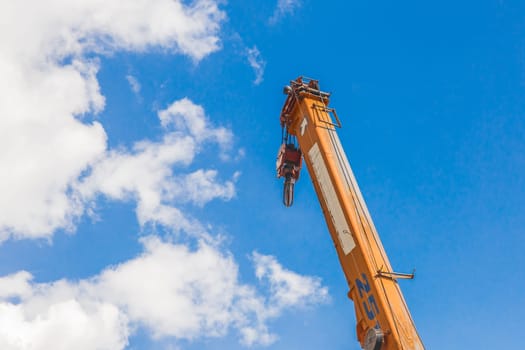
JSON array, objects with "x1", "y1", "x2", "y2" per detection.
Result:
[{"x1": 276, "y1": 77, "x2": 425, "y2": 350}]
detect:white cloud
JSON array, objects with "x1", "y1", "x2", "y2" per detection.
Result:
[
  {"x1": 0, "y1": 272, "x2": 33, "y2": 300},
  {"x1": 126, "y1": 74, "x2": 141, "y2": 95},
  {"x1": 246, "y1": 46, "x2": 266, "y2": 85},
  {"x1": 0, "y1": 0, "x2": 224, "y2": 241},
  {"x1": 0, "y1": 237, "x2": 328, "y2": 348},
  {"x1": 0, "y1": 1, "x2": 225, "y2": 241},
  {"x1": 158, "y1": 98, "x2": 232, "y2": 148},
  {"x1": 178, "y1": 169, "x2": 239, "y2": 207},
  {"x1": 0, "y1": 273, "x2": 129, "y2": 350},
  {"x1": 1, "y1": 0, "x2": 224, "y2": 62},
  {"x1": 0, "y1": 300, "x2": 129, "y2": 350},
  {"x1": 76, "y1": 98, "x2": 237, "y2": 234},
  {"x1": 269, "y1": 0, "x2": 301, "y2": 24},
  {"x1": 252, "y1": 252, "x2": 329, "y2": 308}
]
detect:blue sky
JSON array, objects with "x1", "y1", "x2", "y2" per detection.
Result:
[{"x1": 1, "y1": 1, "x2": 524, "y2": 349}]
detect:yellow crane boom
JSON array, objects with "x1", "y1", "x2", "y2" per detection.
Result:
[{"x1": 276, "y1": 77, "x2": 425, "y2": 350}]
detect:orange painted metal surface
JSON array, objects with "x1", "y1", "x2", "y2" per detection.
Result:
[{"x1": 278, "y1": 77, "x2": 425, "y2": 350}]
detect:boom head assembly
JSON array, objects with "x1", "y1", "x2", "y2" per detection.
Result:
[{"x1": 276, "y1": 77, "x2": 330, "y2": 208}]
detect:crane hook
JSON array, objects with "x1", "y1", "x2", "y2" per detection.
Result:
[
  {"x1": 276, "y1": 143, "x2": 302, "y2": 207},
  {"x1": 283, "y1": 174, "x2": 295, "y2": 207}
]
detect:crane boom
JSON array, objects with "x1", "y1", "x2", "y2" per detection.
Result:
[{"x1": 276, "y1": 77, "x2": 425, "y2": 350}]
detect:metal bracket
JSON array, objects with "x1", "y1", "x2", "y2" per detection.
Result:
[
  {"x1": 376, "y1": 267, "x2": 415, "y2": 281},
  {"x1": 312, "y1": 104, "x2": 342, "y2": 128}
]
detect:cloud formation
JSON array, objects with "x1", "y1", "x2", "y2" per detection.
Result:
[
  {"x1": 126, "y1": 75, "x2": 141, "y2": 95},
  {"x1": 269, "y1": 0, "x2": 301, "y2": 24},
  {"x1": 77, "y1": 97, "x2": 237, "y2": 235},
  {"x1": 0, "y1": 0, "x2": 225, "y2": 241},
  {"x1": 0, "y1": 237, "x2": 328, "y2": 348},
  {"x1": 246, "y1": 46, "x2": 266, "y2": 85}
]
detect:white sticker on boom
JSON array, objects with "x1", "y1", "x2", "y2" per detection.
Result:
[
  {"x1": 308, "y1": 143, "x2": 355, "y2": 255},
  {"x1": 300, "y1": 117, "x2": 308, "y2": 136}
]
